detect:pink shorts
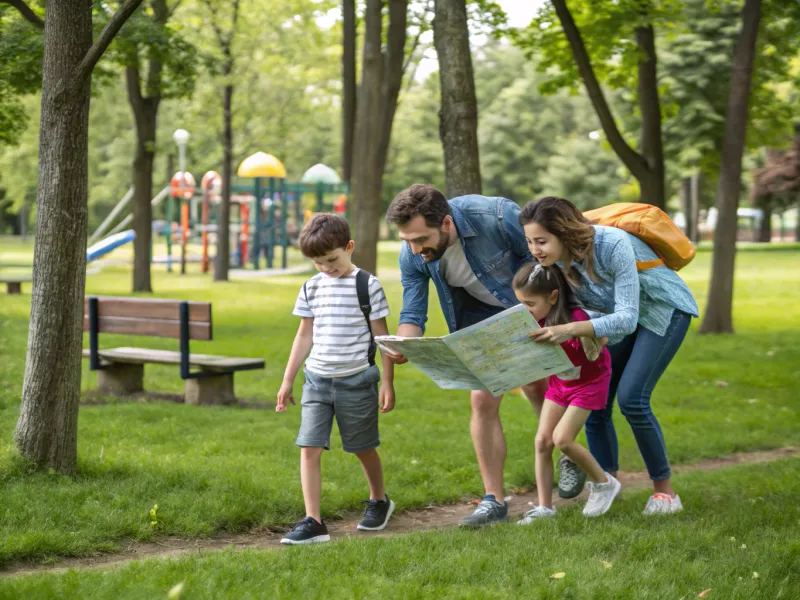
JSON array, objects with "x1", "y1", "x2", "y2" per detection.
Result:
[{"x1": 546, "y1": 375, "x2": 610, "y2": 412}]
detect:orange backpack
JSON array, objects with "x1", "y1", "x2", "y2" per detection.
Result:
[{"x1": 583, "y1": 203, "x2": 696, "y2": 271}]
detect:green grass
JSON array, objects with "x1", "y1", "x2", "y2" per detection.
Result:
[
  {"x1": 2, "y1": 459, "x2": 798, "y2": 599},
  {"x1": 0, "y1": 240, "x2": 799, "y2": 568}
]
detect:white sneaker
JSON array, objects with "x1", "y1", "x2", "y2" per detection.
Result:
[
  {"x1": 582, "y1": 473, "x2": 621, "y2": 517},
  {"x1": 517, "y1": 505, "x2": 556, "y2": 525},
  {"x1": 643, "y1": 493, "x2": 683, "y2": 515}
]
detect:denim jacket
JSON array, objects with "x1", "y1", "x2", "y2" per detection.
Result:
[
  {"x1": 564, "y1": 225, "x2": 699, "y2": 345},
  {"x1": 398, "y1": 195, "x2": 533, "y2": 334}
]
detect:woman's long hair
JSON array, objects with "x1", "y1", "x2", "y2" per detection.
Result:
[
  {"x1": 512, "y1": 262, "x2": 572, "y2": 327},
  {"x1": 519, "y1": 197, "x2": 596, "y2": 282}
]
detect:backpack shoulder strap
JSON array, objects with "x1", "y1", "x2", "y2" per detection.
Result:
[
  {"x1": 303, "y1": 281, "x2": 309, "y2": 305},
  {"x1": 355, "y1": 269, "x2": 376, "y2": 366}
]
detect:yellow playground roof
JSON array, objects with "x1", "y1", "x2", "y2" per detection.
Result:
[{"x1": 237, "y1": 152, "x2": 287, "y2": 178}]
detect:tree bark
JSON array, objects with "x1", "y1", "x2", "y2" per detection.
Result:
[
  {"x1": 550, "y1": 0, "x2": 660, "y2": 207},
  {"x1": 14, "y1": 0, "x2": 92, "y2": 474},
  {"x1": 757, "y1": 204, "x2": 772, "y2": 242},
  {"x1": 15, "y1": 0, "x2": 145, "y2": 473},
  {"x1": 433, "y1": 0, "x2": 481, "y2": 198},
  {"x1": 341, "y1": 0, "x2": 356, "y2": 183},
  {"x1": 699, "y1": 0, "x2": 762, "y2": 335},
  {"x1": 350, "y1": 0, "x2": 407, "y2": 274},
  {"x1": 214, "y1": 80, "x2": 233, "y2": 281},
  {"x1": 127, "y1": 65, "x2": 159, "y2": 292},
  {"x1": 127, "y1": 0, "x2": 168, "y2": 293},
  {"x1": 635, "y1": 24, "x2": 665, "y2": 209},
  {"x1": 796, "y1": 200, "x2": 800, "y2": 241}
]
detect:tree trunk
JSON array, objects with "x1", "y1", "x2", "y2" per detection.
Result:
[
  {"x1": 215, "y1": 81, "x2": 233, "y2": 282},
  {"x1": 699, "y1": 0, "x2": 762, "y2": 335},
  {"x1": 341, "y1": 0, "x2": 357, "y2": 183},
  {"x1": 15, "y1": 0, "x2": 93, "y2": 474},
  {"x1": 350, "y1": 0, "x2": 407, "y2": 274},
  {"x1": 550, "y1": 0, "x2": 655, "y2": 207},
  {"x1": 127, "y1": 66, "x2": 159, "y2": 292},
  {"x1": 433, "y1": 0, "x2": 481, "y2": 198},
  {"x1": 635, "y1": 24, "x2": 665, "y2": 209},
  {"x1": 796, "y1": 200, "x2": 800, "y2": 242},
  {"x1": 757, "y1": 204, "x2": 772, "y2": 242}
]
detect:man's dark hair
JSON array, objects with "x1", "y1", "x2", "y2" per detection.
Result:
[
  {"x1": 298, "y1": 213, "x2": 351, "y2": 258},
  {"x1": 385, "y1": 184, "x2": 451, "y2": 228}
]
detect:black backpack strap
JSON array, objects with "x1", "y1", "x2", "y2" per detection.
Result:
[
  {"x1": 356, "y1": 269, "x2": 376, "y2": 366},
  {"x1": 303, "y1": 281, "x2": 308, "y2": 306}
]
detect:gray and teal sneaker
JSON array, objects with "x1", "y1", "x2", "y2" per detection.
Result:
[
  {"x1": 459, "y1": 495, "x2": 508, "y2": 527},
  {"x1": 558, "y1": 455, "x2": 587, "y2": 499}
]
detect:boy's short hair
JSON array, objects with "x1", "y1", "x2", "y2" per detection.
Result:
[
  {"x1": 386, "y1": 183, "x2": 451, "y2": 228},
  {"x1": 299, "y1": 213, "x2": 352, "y2": 258}
]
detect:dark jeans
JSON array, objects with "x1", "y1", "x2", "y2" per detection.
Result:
[
  {"x1": 453, "y1": 287, "x2": 506, "y2": 331},
  {"x1": 585, "y1": 310, "x2": 691, "y2": 481}
]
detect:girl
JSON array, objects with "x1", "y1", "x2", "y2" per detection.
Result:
[
  {"x1": 513, "y1": 262, "x2": 621, "y2": 522},
  {"x1": 520, "y1": 197, "x2": 698, "y2": 515}
]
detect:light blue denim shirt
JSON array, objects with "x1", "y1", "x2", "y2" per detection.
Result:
[
  {"x1": 398, "y1": 195, "x2": 533, "y2": 334},
  {"x1": 564, "y1": 225, "x2": 699, "y2": 345}
]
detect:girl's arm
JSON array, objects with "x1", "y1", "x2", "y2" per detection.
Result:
[{"x1": 276, "y1": 318, "x2": 314, "y2": 411}]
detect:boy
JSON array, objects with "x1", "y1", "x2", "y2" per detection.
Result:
[{"x1": 276, "y1": 213, "x2": 396, "y2": 544}]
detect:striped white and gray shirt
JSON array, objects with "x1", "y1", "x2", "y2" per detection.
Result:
[{"x1": 293, "y1": 268, "x2": 390, "y2": 377}]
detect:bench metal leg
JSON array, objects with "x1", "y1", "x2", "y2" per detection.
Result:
[
  {"x1": 185, "y1": 373, "x2": 235, "y2": 406},
  {"x1": 7, "y1": 282, "x2": 21, "y2": 294},
  {"x1": 97, "y1": 364, "x2": 145, "y2": 396}
]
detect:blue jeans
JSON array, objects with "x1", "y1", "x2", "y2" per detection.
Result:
[{"x1": 585, "y1": 310, "x2": 691, "y2": 481}]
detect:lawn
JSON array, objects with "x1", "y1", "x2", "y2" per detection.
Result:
[
  {"x1": 2, "y1": 459, "x2": 798, "y2": 599},
  {"x1": 0, "y1": 238, "x2": 798, "y2": 569}
]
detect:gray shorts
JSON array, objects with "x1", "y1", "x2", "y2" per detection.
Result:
[{"x1": 296, "y1": 365, "x2": 381, "y2": 453}]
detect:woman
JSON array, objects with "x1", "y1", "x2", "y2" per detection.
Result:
[{"x1": 519, "y1": 196, "x2": 698, "y2": 515}]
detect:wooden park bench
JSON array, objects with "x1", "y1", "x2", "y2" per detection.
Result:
[
  {"x1": 0, "y1": 274, "x2": 32, "y2": 294},
  {"x1": 82, "y1": 296, "x2": 264, "y2": 405}
]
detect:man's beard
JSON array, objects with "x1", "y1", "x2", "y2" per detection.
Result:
[{"x1": 421, "y1": 230, "x2": 450, "y2": 262}]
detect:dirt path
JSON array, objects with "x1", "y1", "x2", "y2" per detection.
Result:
[{"x1": 3, "y1": 446, "x2": 797, "y2": 579}]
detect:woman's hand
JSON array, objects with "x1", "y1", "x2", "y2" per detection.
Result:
[{"x1": 529, "y1": 324, "x2": 574, "y2": 345}]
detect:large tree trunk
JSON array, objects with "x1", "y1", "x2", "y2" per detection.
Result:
[
  {"x1": 127, "y1": 66, "x2": 159, "y2": 292},
  {"x1": 635, "y1": 24, "x2": 665, "y2": 209},
  {"x1": 699, "y1": 0, "x2": 762, "y2": 335},
  {"x1": 14, "y1": 1, "x2": 94, "y2": 474},
  {"x1": 351, "y1": 0, "x2": 407, "y2": 274},
  {"x1": 341, "y1": 0, "x2": 356, "y2": 183},
  {"x1": 215, "y1": 81, "x2": 233, "y2": 281},
  {"x1": 433, "y1": 0, "x2": 481, "y2": 198},
  {"x1": 13, "y1": 0, "x2": 144, "y2": 474}
]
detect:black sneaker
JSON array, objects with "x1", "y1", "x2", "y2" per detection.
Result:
[
  {"x1": 558, "y1": 455, "x2": 587, "y2": 499},
  {"x1": 280, "y1": 516, "x2": 330, "y2": 545},
  {"x1": 357, "y1": 495, "x2": 396, "y2": 531}
]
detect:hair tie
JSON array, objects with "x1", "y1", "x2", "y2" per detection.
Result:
[{"x1": 527, "y1": 263, "x2": 549, "y2": 283}]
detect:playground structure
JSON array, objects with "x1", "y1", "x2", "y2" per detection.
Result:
[{"x1": 87, "y1": 141, "x2": 350, "y2": 274}]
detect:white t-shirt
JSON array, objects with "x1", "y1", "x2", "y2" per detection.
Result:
[
  {"x1": 293, "y1": 268, "x2": 390, "y2": 377},
  {"x1": 439, "y1": 240, "x2": 505, "y2": 307}
]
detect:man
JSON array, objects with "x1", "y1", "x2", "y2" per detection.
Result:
[{"x1": 385, "y1": 184, "x2": 585, "y2": 526}]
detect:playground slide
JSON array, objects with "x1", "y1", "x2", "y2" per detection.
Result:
[{"x1": 86, "y1": 229, "x2": 136, "y2": 263}]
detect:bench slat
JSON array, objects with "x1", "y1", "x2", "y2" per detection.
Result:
[
  {"x1": 83, "y1": 297, "x2": 211, "y2": 322},
  {"x1": 82, "y1": 317, "x2": 212, "y2": 341},
  {"x1": 81, "y1": 347, "x2": 264, "y2": 372}
]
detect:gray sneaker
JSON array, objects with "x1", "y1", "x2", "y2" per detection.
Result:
[
  {"x1": 558, "y1": 455, "x2": 587, "y2": 499},
  {"x1": 459, "y1": 495, "x2": 508, "y2": 527}
]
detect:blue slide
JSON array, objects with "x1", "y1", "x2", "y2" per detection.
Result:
[{"x1": 86, "y1": 230, "x2": 136, "y2": 263}]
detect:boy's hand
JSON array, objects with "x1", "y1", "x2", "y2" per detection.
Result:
[
  {"x1": 598, "y1": 336, "x2": 609, "y2": 346},
  {"x1": 379, "y1": 384, "x2": 395, "y2": 413},
  {"x1": 276, "y1": 380, "x2": 295, "y2": 412}
]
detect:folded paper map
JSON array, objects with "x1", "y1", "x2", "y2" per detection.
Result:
[{"x1": 375, "y1": 304, "x2": 574, "y2": 396}]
